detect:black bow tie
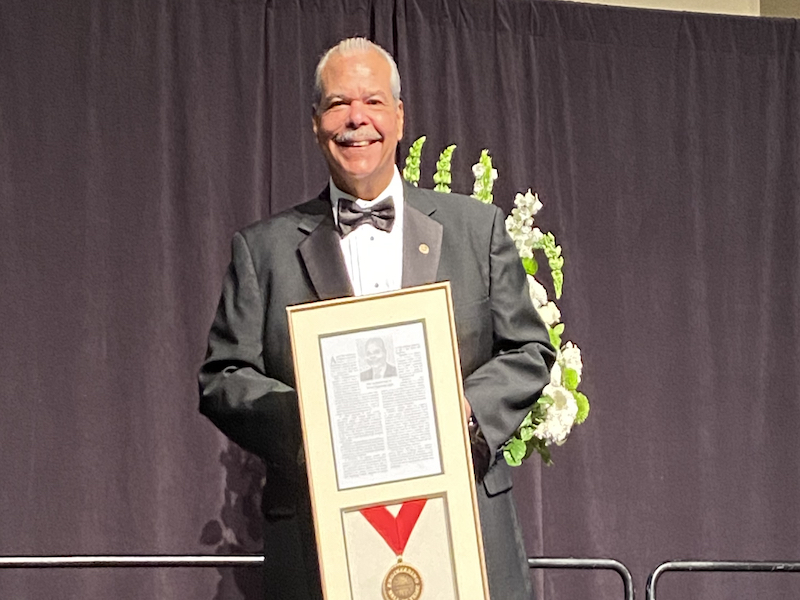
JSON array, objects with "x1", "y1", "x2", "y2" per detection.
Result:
[{"x1": 337, "y1": 196, "x2": 395, "y2": 236}]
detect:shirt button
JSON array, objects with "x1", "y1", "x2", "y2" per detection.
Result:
[
  {"x1": 370, "y1": 236, "x2": 375, "y2": 241},
  {"x1": 374, "y1": 283, "x2": 379, "y2": 288}
]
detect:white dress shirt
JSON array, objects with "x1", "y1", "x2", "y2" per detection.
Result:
[{"x1": 330, "y1": 167, "x2": 405, "y2": 297}]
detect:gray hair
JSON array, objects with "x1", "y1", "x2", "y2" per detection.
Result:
[{"x1": 313, "y1": 38, "x2": 401, "y2": 111}]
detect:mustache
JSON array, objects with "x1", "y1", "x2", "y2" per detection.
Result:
[{"x1": 334, "y1": 130, "x2": 382, "y2": 144}]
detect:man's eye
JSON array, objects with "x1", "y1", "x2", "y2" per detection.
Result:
[{"x1": 366, "y1": 98, "x2": 383, "y2": 105}]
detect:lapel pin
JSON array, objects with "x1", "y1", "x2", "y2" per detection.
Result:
[{"x1": 418, "y1": 243, "x2": 430, "y2": 255}]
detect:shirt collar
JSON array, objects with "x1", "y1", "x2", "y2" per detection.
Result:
[{"x1": 329, "y1": 167, "x2": 405, "y2": 227}]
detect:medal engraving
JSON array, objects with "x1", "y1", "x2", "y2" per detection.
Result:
[{"x1": 382, "y1": 562, "x2": 423, "y2": 600}]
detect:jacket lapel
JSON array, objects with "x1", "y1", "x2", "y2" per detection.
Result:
[
  {"x1": 402, "y1": 183, "x2": 443, "y2": 288},
  {"x1": 297, "y1": 190, "x2": 354, "y2": 300},
  {"x1": 298, "y1": 183, "x2": 443, "y2": 297}
]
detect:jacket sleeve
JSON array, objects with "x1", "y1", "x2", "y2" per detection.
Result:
[
  {"x1": 462, "y1": 206, "x2": 556, "y2": 460},
  {"x1": 198, "y1": 231, "x2": 302, "y2": 466}
]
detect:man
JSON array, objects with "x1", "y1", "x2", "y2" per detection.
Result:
[
  {"x1": 199, "y1": 37, "x2": 554, "y2": 599},
  {"x1": 360, "y1": 337, "x2": 397, "y2": 381}
]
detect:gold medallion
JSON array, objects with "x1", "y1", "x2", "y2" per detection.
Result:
[{"x1": 382, "y1": 562, "x2": 423, "y2": 600}]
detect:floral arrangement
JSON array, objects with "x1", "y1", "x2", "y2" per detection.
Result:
[{"x1": 403, "y1": 137, "x2": 590, "y2": 466}]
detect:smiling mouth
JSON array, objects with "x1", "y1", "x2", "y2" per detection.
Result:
[
  {"x1": 338, "y1": 140, "x2": 376, "y2": 148},
  {"x1": 334, "y1": 132, "x2": 382, "y2": 147}
]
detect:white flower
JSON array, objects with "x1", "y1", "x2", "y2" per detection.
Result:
[
  {"x1": 505, "y1": 215, "x2": 520, "y2": 235},
  {"x1": 472, "y1": 164, "x2": 499, "y2": 198},
  {"x1": 527, "y1": 275, "x2": 548, "y2": 308},
  {"x1": 506, "y1": 208, "x2": 543, "y2": 258},
  {"x1": 559, "y1": 341, "x2": 583, "y2": 380},
  {"x1": 514, "y1": 190, "x2": 543, "y2": 216},
  {"x1": 533, "y1": 385, "x2": 578, "y2": 445},
  {"x1": 517, "y1": 243, "x2": 534, "y2": 259},
  {"x1": 472, "y1": 163, "x2": 499, "y2": 182},
  {"x1": 549, "y1": 361, "x2": 562, "y2": 387},
  {"x1": 537, "y1": 301, "x2": 561, "y2": 326},
  {"x1": 507, "y1": 216, "x2": 537, "y2": 258}
]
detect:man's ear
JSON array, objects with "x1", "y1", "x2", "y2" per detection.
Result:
[
  {"x1": 396, "y1": 100, "x2": 404, "y2": 140},
  {"x1": 311, "y1": 107, "x2": 319, "y2": 137}
]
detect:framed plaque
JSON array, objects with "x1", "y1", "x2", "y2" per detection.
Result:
[{"x1": 287, "y1": 282, "x2": 490, "y2": 600}]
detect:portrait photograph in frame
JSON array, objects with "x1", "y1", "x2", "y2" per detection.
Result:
[{"x1": 287, "y1": 282, "x2": 490, "y2": 600}]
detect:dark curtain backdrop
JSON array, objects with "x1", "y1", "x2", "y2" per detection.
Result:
[{"x1": 2, "y1": 1, "x2": 799, "y2": 598}]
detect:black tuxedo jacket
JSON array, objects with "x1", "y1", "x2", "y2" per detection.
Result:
[{"x1": 199, "y1": 183, "x2": 554, "y2": 599}]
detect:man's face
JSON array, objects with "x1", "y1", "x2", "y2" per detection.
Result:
[
  {"x1": 313, "y1": 49, "x2": 404, "y2": 200},
  {"x1": 365, "y1": 341, "x2": 387, "y2": 369}
]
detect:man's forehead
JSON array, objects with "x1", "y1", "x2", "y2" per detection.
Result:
[
  {"x1": 320, "y1": 85, "x2": 390, "y2": 101},
  {"x1": 320, "y1": 51, "x2": 392, "y2": 91}
]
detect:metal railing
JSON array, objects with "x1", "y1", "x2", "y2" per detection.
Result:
[
  {"x1": 0, "y1": 551, "x2": 633, "y2": 600},
  {"x1": 0, "y1": 555, "x2": 265, "y2": 569},
  {"x1": 646, "y1": 560, "x2": 800, "y2": 600},
  {"x1": 11, "y1": 554, "x2": 797, "y2": 600},
  {"x1": 529, "y1": 557, "x2": 634, "y2": 600}
]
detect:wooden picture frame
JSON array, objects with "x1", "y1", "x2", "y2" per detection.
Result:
[{"x1": 287, "y1": 282, "x2": 490, "y2": 600}]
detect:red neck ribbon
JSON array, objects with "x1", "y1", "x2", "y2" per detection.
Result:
[{"x1": 359, "y1": 499, "x2": 428, "y2": 556}]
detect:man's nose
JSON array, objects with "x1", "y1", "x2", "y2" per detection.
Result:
[{"x1": 346, "y1": 100, "x2": 369, "y2": 127}]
